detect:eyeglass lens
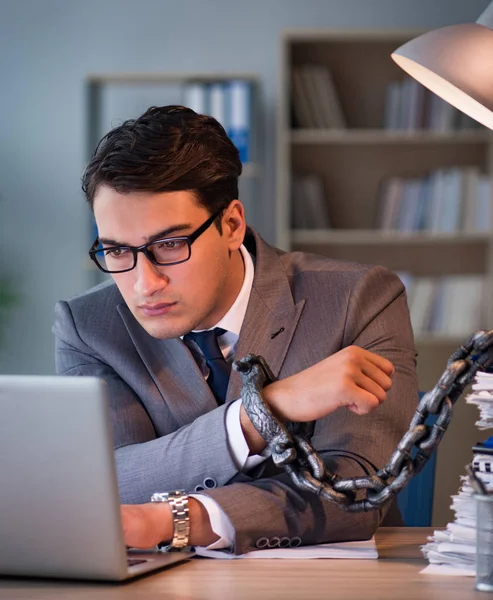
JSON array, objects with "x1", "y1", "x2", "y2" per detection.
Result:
[{"x1": 93, "y1": 238, "x2": 190, "y2": 272}]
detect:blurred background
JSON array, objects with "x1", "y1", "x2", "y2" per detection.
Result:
[{"x1": 1, "y1": 0, "x2": 491, "y2": 526}]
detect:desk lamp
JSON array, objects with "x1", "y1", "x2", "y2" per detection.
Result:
[{"x1": 391, "y1": 2, "x2": 493, "y2": 129}]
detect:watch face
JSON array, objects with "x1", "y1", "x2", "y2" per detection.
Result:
[
  {"x1": 150, "y1": 492, "x2": 169, "y2": 502},
  {"x1": 151, "y1": 490, "x2": 187, "y2": 502}
]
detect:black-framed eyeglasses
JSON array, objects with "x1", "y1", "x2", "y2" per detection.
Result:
[{"x1": 89, "y1": 209, "x2": 223, "y2": 274}]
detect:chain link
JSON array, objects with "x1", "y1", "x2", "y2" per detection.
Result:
[{"x1": 234, "y1": 329, "x2": 493, "y2": 512}]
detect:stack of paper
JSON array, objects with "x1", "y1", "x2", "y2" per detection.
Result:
[
  {"x1": 421, "y1": 371, "x2": 493, "y2": 576},
  {"x1": 466, "y1": 371, "x2": 493, "y2": 429},
  {"x1": 421, "y1": 471, "x2": 493, "y2": 576},
  {"x1": 196, "y1": 537, "x2": 377, "y2": 560}
]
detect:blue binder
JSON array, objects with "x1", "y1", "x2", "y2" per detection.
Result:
[{"x1": 227, "y1": 80, "x2": 252, "y2": 164}]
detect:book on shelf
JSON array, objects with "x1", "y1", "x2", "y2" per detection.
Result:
[
  {"x1": 427, "y1": 94, "x2": 457, "y2": 132},
  {"x1": 427, "y1": 169, "x2": 463, "y2": 234},
  {"x1": 291, "y1": 68, "x2": 317, "y2": 129},
  {"x1": 407, "y1": 277, "x2": 437, "y2": 335},
  {"x1": 314, "y1": 66, "x2": 346, "y2": 129},
  {"x1": 400, "y1": 78, "x2": 426, "y2": 131},
  {"x1": 228, "y1": 79, "x2": 252, "y2": 164},
  {"x1": 474, "y1": 176, "x2": 492, "y2": 233},
  {"x1": 383, "y1": 77, "x2": 484, "y2": 131},
  {"x1": 182, "y1": 79, "x2": 253, "y2": 163},
  {"x1": 208, "y1": 82, "x2": 228, "y2": 127},
  {"x1": 291, "y1": 65, "x2": 346, "y2": 129},
  {"x1": 396, "y1": 273, "x2": 486, "y2": 338},
  {"x1": 375, "y1": 167, "x2": 491, "y2": 234},
  {"x1": 291, "y1": 174, "x2": 331, "y2": 229},
  {"x1": 396, "y1": 178, "x2": 422, "y2": 232},
  {"x1": 383, "y1": 81, "x2": 401, "y2": 130},
  {"x1": 182, "y1": 81, "x2": 208, "y2": 114},
  {"x1": 421, "y1": 372, "x2": 493, "y2": 576},
  {"x1": 299, "y1": 66, "x2": 327, "y2": 129}
]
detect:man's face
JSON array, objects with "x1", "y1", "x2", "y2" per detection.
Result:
[{"x1": 93, "y1": 187, "x2": 246, "y2": 339}]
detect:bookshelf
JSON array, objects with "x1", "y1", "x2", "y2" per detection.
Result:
[
  {"x1": 276, "y1": 29, "x2": 493, "y2": 526},
  {"x1": 85, "y1": 72, "x2": 262, "y2": 282}
]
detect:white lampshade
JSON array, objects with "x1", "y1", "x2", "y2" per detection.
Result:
[{"x1": 391, "y1": 1, "x2": 493, "y2": 129}]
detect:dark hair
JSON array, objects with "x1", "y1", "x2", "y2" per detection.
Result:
[{"x1": 82, "y1": 105, "x2": 242, "y2": 221}]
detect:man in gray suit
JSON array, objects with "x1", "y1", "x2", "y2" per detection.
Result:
[{"x1": 53, "y1": 106, "x2": 417, "y2": 554}]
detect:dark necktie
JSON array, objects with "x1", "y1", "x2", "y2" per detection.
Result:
[{"x1": 184, "y1": 328, "x2": 231, "y2": 405}]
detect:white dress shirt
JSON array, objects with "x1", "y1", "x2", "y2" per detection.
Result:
[{"x1": 186, "y1": 245, "x2": 269, "y2": 551}]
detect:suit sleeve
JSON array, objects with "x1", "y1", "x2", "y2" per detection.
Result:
[
  {"x1": 201, "y1": 267, "x2": 418, "y2": 554},
  {"x1": 53, "y1": 300, "x2": 241, "y2": 504}
]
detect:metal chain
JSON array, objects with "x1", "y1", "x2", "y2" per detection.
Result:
[{"x1": 233, "y1": 329, "x2": 493, "y2": 512}]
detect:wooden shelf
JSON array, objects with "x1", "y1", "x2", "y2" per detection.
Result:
[
  {"x1": 282, "y1": 28, "x2": 426, "y2": 42},
  {"x1": 291, "y1": 229, "x2": 489, "y2": 245},
  {"x1": 289, "y1": 129, "x2": 491, "y2": 145},
  {"x1": 292, "y1": 238, "x2": 487, "y2": 278},
  {"x1": 87, "y1": 72, "x2": 260, "y2": 85},
  {"x1": 415, "y1": 334, "x2": 473, "y2": 347}
]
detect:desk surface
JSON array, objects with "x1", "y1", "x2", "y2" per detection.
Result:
[{"x1": 0, "y1": 528, "x2": 483, "y2": 600}]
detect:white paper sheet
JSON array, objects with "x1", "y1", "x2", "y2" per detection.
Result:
[
  {"x1": 195, "y1": 537, "x2": 378, "y2": 560},
  {"x1": 421, "y1": 564, "x2": 475, "y2": 577}
]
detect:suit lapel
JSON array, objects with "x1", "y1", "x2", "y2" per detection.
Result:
[
  {"x1": 228, "y1": 290, "x2": 305, "y2": 401},
  {"x1": 227, "y1": 230, "x2": 306, "y2": 401},
  {"x1": 117, "y1": 305, "x2": 218, "y2": 425}
]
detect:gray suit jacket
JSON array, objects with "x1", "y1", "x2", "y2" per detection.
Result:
[{"x1": 53, "y1": 228, "x2": 418, "y2": 554}]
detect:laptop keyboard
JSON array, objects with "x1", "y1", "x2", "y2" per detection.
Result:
[{"x1": 127, "y1": 558, "x2": 148, "y2": 567}]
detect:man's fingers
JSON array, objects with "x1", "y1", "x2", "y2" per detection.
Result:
[
  {"x1": 360, "y1": 360, "x2": 393, "y2": 394},
  {"x1": 346, "y1": 387, "x2": 381, "y2": 415},
  {"x1": 361, "y1": 350, "x2": 394, "y2": 376},
  {"x1": 341, "y1": 346, "x2": 394, "y2": 377},
  {"x1": 351, "y1": 372, "x2": 387, "y2": 404}
]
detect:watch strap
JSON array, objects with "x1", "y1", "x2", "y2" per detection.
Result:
[{"x1": 150, "y1": 490, "x2": 190, "y2": 551}]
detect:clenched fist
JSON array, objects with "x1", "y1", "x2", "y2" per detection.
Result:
[{"x1": 264, "y1": 345, "x2": 394, "y2": 422}]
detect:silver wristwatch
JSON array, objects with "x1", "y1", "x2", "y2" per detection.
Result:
[{"x1": 150, "y1": 490, "x2": 190, "y2": 551}]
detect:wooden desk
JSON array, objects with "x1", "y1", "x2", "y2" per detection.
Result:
[{"x1": 0, "y1": 528, "x2": 484, "y2": 599}]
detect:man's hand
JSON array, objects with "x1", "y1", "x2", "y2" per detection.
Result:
[
  {"x1": 266, "y1": 346, "x2": 394, "y2": 421},
  {"x1": 121, "y1": 503, "x2": 172, "y2": 549},
  {"x1": 121, "y1": 499, "x2": 218, "y2": 549},
  {"x1": 240, "y1": 346, "x2": 394, "y2": 453}
]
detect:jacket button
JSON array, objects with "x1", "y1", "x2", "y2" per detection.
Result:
[
  {"x1": 290, "y1": 537, "x2": 302, "y2": 547},
  {"x1": 268, "y1": 537, "x2": 280, "y2": 548},
  {"x1": 194, "y1": 485, "x2": 205, "y2": 492},
  {"x1": 203, "y1": 477, "x2": 217, "y2": 489},
  {"x1": 279, "y1": 537, "x2": 290, "y2": 548},
  {"x1": 255, "y1": 537, "x2": 269, "y2": 549}
]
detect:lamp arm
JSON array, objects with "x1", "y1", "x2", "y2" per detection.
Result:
[{"x1": 234, "y1": 329, "x2": 493, "y2": 512}]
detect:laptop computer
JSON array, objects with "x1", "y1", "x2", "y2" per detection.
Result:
[{"x1": 0, "y1": 375, "x2": 193, "y2": 581}]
